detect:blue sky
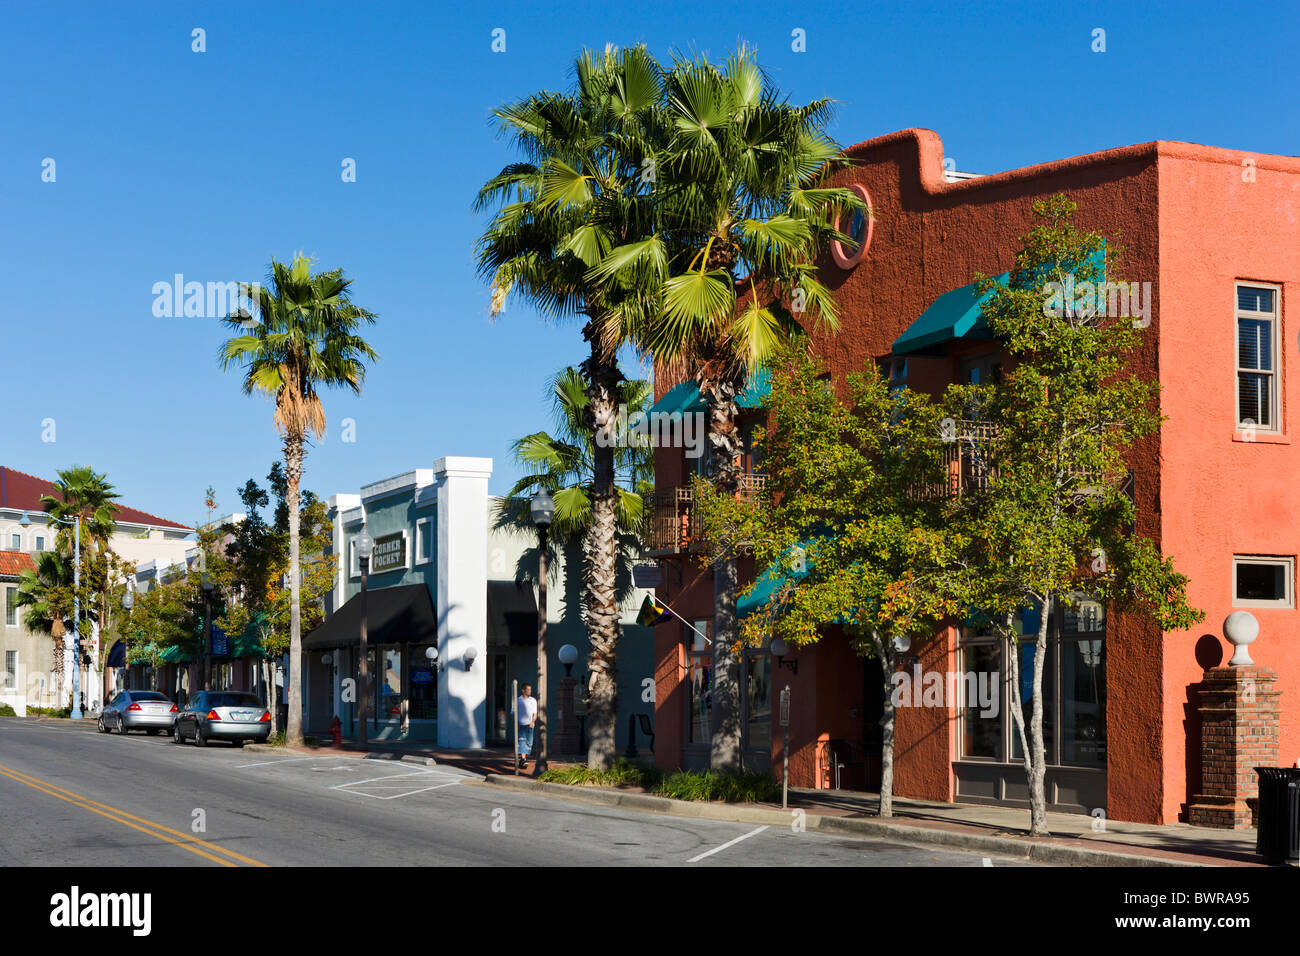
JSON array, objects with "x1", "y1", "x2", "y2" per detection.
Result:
[{"x1": 1, "y1": 0, "x2": 1296, "y2": 528}]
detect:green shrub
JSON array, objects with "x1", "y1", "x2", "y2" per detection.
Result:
[
  {"x1": 652, "y1": 769, "x2": 780, "y2": 803},
  {"x1": 269, "y1": 730, "x2": 286, "y2": 746},
  {"x1": 26, "y1": 706, "x2": 71, "y2": 718},
  {"x1": 538, "y1": 758, "x2": 659, "y2": 788},
  {"x1": 0, "y1": 703, "x2": 16, "y2": 717}
]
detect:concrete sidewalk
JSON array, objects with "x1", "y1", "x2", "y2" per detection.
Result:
[{"x1": 788, "y1": 788, "x2": 1267, "y2": 867}]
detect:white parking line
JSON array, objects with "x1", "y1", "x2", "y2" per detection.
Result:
[
  {"x1": 337, "y1": 781, "x2": 464, "y2": 800},
  {"x1": 686, "y1": 825, "x2": 769, "y2": 863},
  {"x1": 234, "y1": 755, "x2": 342, "y2": 769}
]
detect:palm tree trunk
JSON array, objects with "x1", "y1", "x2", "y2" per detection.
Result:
[
  {"x1": 581, "y1": 344, "x2": 622, "y2": 770},
  {"x1": 704, "y1": 374, "x2": 745, "y2": 773},
  {"x1": 284, "y1": 433, "x2": 305, "y2": 747}
]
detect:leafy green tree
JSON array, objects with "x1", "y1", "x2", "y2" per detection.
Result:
[
  {"x1": 696, "y1": 340, "x2": 964, "y2": 812},
  {"x1": 597, "y1": 48, "x2": 866, "y2": 771},
  {"x1": 951, "y1": 195, "x2": 1204, "y2": 835},
  {"x1": 212, "y1": 465, "x2": 334, "y2": 733},
  {"x1": 476, "y1": 45, "x2": 664, "y2": 767},
  {"x1": 13, "y1": 551, "x2": 77, "y2": 699},
  {"x1": 218, "y1": 254, "x2": 378, "y2": 746}
]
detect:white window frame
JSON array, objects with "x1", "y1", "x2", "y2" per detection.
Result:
[
  {"x1": 3, "y1": 650, "x2": 16, "y2": 689},
  {"x1": 7, "y1": 530, "x2": 21, "y2": 550},
  {"x1": 5, "y1": 586, "x2": 17, "y2": 627},
  {"x1": 34, "y1": 535, "x2": 45, "y2": 551},
  {"x1": 1235, "y1": 281, "x2": 1282, "y2": 434},
  {"x1": 1232, "y1": 555, "x2": 1294, "y2": 609},
  {"x1": 416, "y1": 517, "x2": 432, "y2": 565}
]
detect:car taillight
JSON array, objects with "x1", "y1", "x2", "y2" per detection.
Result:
[
  {"x1": 170, "y1": 704, "x2": 178, "y2": 713},
  {"x1": 127, "y1": 703, "x2": 142, "y2": 711},
  {"x1": 206, "y1": 709, "x2": 221, "y2": 721},
  {"x1": 259, "y1": 711, "x2": 271, "y2": 722}
]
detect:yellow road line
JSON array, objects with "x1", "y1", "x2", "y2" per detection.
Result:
[{"x1": 0, "y1": 764, "x2": 270, "y2": 868}]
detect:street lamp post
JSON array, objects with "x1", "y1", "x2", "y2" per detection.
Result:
[
  {"x1": 201, "y1": 573, "x2": 214, "y2": 691},
  {"x1": 122, "y1": 583, "x2": 133, "y2": 697},
  {"x1": 354, "y1": 530, "x2": 375, "y2": 749},
  {"x1": 26, "y1": 511, "x2": 83, "y2": 718},
  {"x1": 529, "y1": 490, "x2": 554, "y2": 775}
]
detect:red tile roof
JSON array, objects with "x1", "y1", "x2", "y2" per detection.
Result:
[
  {"x1": 0, "y1": 550, "x2": 36, "y2": 577},
  {"x1": 0, "y1": 466, "x2": 192, "y2": 532}
]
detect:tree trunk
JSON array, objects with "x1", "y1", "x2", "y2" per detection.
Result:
[
  {"x1": 284, "y1": 434, "x2": 305, "y2": 747},
  {"x1": 1028, "y1": 594, "x2": 1051, "y2": 836},
  {"x1": 704, "y1": 373, "x2": 745, "y2": 773},
  {"x1": 875, "y1": 634, "x2": 896, "y2": 817},
  {"x1": 581, "y1": 341, "x2": 622, "y2": 770}
]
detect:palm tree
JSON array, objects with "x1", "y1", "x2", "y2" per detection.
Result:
[
  {"x1": 32, "y1": 466, "x2": 122, "y2": 707},
  {"x1": 13, "y1": 550, "x2": 76, "y2": 705},
  {"x1": 505, "y1": 367, "x2": 653, "y2": 545},
  {"x1": 218, "y1": 253, "x2": 378, "y2": 746},
  {"x1": 476, "y1": 45, "x2": 664, "y2": 768},
  {"x1": 594, "y1": 47, "x2": 865, "y2": 771}
]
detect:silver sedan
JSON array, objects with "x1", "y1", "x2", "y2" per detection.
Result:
[
  {"x1": 173, "y1": 691, "x2": 271, "y2": 748},
  {"x1": 99, "y1": 690, "x2": 177, "y2": 735}
]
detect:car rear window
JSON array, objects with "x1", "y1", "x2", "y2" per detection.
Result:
[
  {"x1": 207, "y1": 693, "x2": 262, "y2": 708},
  {"x1": 131, "y1": 692, "x2": 169, "y2": 702}
]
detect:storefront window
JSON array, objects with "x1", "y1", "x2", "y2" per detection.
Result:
[
  {"x1": 745, "y1": 648, "x2": 771, "y2": 752},
  {"x1": 686, "y1": 620, "x2": 712, "y2": 746},
  {"x1": 408, "y1": 644, "x2": 438, "y2": 720},
  {"x1": 959, "y1": 596, "x2": 1104, "y2": 768},
  {"x1": 961, "y1": 642, "x2": 1001, "y2": 759},
  {"x1": 379, "y1": 647, "x2": 402, "y2": 720}
]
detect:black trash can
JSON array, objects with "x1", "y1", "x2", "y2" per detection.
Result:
[{"x1": 1254, "y1": 766, "x2": 1300, "y2": 863}]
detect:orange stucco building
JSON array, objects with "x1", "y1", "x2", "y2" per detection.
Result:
[{"x1": 647, "y1": 128, "x2": 1300, "y2": 825}]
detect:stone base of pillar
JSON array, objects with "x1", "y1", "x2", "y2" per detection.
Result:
[{"x1": 1186, "y1": 665, "x2": 1280, "y2": 830}]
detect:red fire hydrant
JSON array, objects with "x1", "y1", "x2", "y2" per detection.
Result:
[{"x1": 328, "y1": 715, "x2": 342, "y2": 747}]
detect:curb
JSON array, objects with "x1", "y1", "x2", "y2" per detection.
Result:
[{"x1": 478, "y1": 775, "x2": 1207, "y2": 867}]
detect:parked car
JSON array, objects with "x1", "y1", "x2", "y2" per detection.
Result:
[
  {"x1": 99, "y1": 690, "x2": 177, "y2": 735},
  {"x1": 173, "y1": 691, "x2": 271, "y2": 748}
]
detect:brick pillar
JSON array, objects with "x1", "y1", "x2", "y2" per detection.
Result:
[
  {"x1": 1187, "y1": 666, "x2": 1281, "y2": 829},
  {"x1": 553, "y1": 676, "x2": 581, "y2": 755}
]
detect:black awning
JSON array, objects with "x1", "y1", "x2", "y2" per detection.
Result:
[
  {"x1": 303, "y1": 584, "x2": 437, "y2": 650},
  {"x1": 487, "y1": 579, "x2": 538, "y2": 648},
  {"x1": 105, "y1": 640, "x2": 126, "y2": 668}
]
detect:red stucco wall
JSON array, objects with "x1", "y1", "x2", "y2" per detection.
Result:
[
  {"x1": 1155, "y1": 145, "x2": 1300, "y2": 823},
  {"x1": 651, "y1": 127, "x2": 1300, "y2": 822}
]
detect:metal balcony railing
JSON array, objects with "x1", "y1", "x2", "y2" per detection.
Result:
[{"x1": 643, "y1": 473, "x2": 768, "y2": 555}]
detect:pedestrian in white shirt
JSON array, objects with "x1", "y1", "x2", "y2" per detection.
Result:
[{"x1": 517, "y1": 683, "x2": 538, "y2": 769}]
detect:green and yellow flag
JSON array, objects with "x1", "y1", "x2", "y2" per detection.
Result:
[{"x1": 637, "y1": 594, "x2": 669, "y2": 627}]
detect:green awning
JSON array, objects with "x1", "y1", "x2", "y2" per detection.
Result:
[
  {"x1": 649, "y1": 367, "x2": 771, "y2": 416},
  {"x1": 894, "y1": 246, "x2": 1107, "y2": 357},
  {"x1": 158, "y1": 644, "x2": 196, "y2": 664},
  {"x1": 891, "y1": 273, "x2": 1008, "y2": 356},
  {"x1": 737, "y1": 542, "x2": 813, "y2": 618}
]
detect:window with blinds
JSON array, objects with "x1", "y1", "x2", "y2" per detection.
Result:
[{"x1": 1237, "y1": 283, "x2": 1281, "y2": 431}]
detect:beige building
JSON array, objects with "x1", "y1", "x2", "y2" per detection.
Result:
[{"x1": 0, "y1": 465, "x2": 193, "y2": 715}]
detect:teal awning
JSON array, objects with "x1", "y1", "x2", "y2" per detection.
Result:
[
  {"x1": 649, "y1": 367, "x2": 771, "y2": 416},
  {"x1": 894, "y1": 245, "x2": 1107, "y2": 356},
  {"x1": 738, "y1": 542, "x2": 813, "y2": 618},
  {"x1": 891, "y1": 273, "x2": 1008, "y2": 356}
]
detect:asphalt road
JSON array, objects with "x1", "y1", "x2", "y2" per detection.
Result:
[{"x1": 0, "y1": 718, "x2": 1032, "y2": 867}]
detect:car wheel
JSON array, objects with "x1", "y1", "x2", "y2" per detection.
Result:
[
  {"x1": 172, "y1": 724, "x2": 184, "y2": 744},
  {"x1": 194, "y1": 725, "x2": 206, "y2": 747},
  {"x1": 97, "y1": 716, "x2": 107, "y2": 733}
]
